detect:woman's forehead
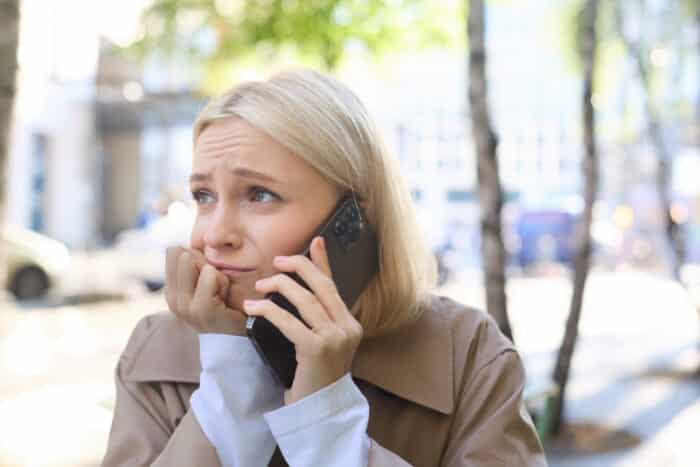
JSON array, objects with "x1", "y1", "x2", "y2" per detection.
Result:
[{"x1": 192, "y1": 119, "x2": 319, "y2": 185}]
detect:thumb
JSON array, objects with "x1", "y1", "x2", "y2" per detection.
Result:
[{"x1": 215, "y1": 269, "x2": 230, "y2": 303}]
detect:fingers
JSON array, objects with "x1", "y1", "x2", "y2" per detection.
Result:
[
  {"x1": 189, "y1": 250, "x2": 230, "y2": 300},
  {"x1": 244, "y1": 298, "x2": 318, "y2": 346},
  {"x1": 165, "y1": 246, "x2": 184, "y2": 313},
  {"x1": 254, "y1": 274, "x2": 328, "y2": 329},
  {"x1": 164, "y1": 247, "x2": 245, "y2": 334},
  {"x1": 186, "y1": 249, "x2": 207, "y2": 271},
  {"x1": 310, "y1": 236, "x2": 333, "y2": 279},
  {"x1": 176, "y1": 251, "x2": 198, "y2": 315},
  {"x1": 192, "y1": 263, "x2": 220, "y2": 310},
  {"x1": 269, "y1": 240, "x2": 346, "y2": 323}
]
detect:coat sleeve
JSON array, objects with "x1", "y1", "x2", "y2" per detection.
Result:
[
  {"x1": 101, "y1": 359, "x2": 221, "y2": 467},
  {"x1": 440, "y1": 350, "x2": 548, "y2": 467}
]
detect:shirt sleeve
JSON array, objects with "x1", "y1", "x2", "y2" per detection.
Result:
[
  {"x1": 263, "y1": 373, "x2": 370, "y2": 467},
  {"x1": 190, "y1": 334, "x2": 285, "y2": 467}
]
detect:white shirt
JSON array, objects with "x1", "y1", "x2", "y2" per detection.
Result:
[{"x1": 190, "y1": 334, "x2": 371, "y2": 467}]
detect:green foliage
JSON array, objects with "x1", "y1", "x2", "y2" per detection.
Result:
[
  {"x1": 681, "y1": 0, "x2": 699, "y2": 17},
  {"x1": 127, "y1": 0, "x2": 460, "y2": 93},
  {"x1": 549, "y1": 0, "x2": 617, "y2": 74}
]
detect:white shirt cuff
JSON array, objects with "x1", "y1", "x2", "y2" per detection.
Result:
[
  {"x1": 264, "y1": 373, "x2": 370, "y2": 467},
  {"x1": 191, "y1": 333, "x2": 283, "y2": 467},
  {"x1": 198, "y1": 333, "x2": 263, "y2": 368}
]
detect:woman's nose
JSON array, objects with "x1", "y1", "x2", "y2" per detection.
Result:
[{"x1": 202, "y1": 205, "x2": 244, "y2": 250}]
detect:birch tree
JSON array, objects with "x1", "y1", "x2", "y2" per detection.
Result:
[{"x1": 468, "y1": 0, "x2": 514, "y2": 341}]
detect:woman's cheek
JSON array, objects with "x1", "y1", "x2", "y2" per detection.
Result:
[{"x1": 189, "y1": 223, "x2": 206, "y2": 250}]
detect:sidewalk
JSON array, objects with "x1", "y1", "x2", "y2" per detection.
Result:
[
  {"x1": 441, "y1": 270, "x2": 700, "y2": 467},
  {"x1": 617, "y1": 398, "x2": 700, "y2": 467}
]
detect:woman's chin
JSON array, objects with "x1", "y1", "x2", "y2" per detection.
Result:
[{"x1": 225, "y1": 283, "x2": 258, "y2": 312}]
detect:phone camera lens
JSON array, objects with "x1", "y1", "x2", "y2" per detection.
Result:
[{"x1": 334, "y1": 220, "x2": 348, "y2": 235}]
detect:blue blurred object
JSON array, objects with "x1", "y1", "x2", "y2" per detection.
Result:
[
  {"x1": 514, "y1": 208, "x2": 577, "y2": 269},
  {"x1": 684, "y1": 221, "x2": 700, "y2": 265}
]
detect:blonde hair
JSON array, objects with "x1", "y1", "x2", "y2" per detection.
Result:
[{"x1": 193, "y1": 69, "x2": 437, "y2": 336}]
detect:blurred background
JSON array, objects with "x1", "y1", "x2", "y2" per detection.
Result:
[{"x1": 0, "y1": 0, "x2": 699, "y2": 465}]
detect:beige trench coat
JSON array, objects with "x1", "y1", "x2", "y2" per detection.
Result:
[{"x1": 102, "y1": 295, "x2": 547, "y2": 466}]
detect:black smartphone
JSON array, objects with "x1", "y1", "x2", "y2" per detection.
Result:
[{"x1": 245, "y1": 194, "x2": 379, "y2": 388}]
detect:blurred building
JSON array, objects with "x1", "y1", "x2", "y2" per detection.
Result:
[
  {"x1": 5, "y1": 0, "x2": 699, "y2": 261},
  {"x1": 6, "y1": 0, "x2": 102, "y2": 249},
  {"x1": 6, "y1": 0, "x2": 201, "y2": 248},
  {"x1": 95, "y1": 45, "x2": 202, "y2": 241}
]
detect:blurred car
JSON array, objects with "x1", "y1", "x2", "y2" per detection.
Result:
[
  {"x1": 514, "y1": 209, "x2": 577, "y2": 269},
  {"x1": 113, "y1": 201, "x2": 194, "y2": 291},
  {"x1": 511, "y1": 193, "x2": 583, "y2": 270},
  {"x1": 2, "y1": 223, "x2": 71, "y2": 300}
]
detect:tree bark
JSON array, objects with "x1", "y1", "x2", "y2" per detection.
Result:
[
  {"x1": 615, "y1": 2, "x2": 682, "y2": 280},
  {"x1": 550, "y1": 0, "x2": 600, "y2": 435},
  {"x1": 0, "y1": 0, "x2": 20, "y2": 290},
  {"x1": 697, "y1": 1, "x2": 700, "y2": 124},
  {"x1": 467, "y1": 0, "x2": 513, "y2": 342},
  {"x1": 0, "y1": 0, "x2": 20, "y2": 222}
]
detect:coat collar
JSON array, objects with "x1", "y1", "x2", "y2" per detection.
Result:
[{"x1": 124, "y1": 296, "x2": 455, "y2": 415}]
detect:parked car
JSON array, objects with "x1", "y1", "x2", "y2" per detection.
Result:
[
  {"x1": 113, "y1": 201, "x2": 194, "y2": 291},
  {"x1": 2, "y1": 223, "x2": 71, "y2": 300},
  {"x1": 514, "y1": 209, "x2": 577, "y2": 269}
]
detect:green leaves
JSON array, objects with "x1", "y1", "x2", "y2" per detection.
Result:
[{"x1": 126, "y1": 0, "x2": 459, "y2": 93}]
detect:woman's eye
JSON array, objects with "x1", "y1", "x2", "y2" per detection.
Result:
[
  {"x1": 250, "y1": 187, "x2": 279, "y2": 203},
  {"x1": 192, "y1": 189, "x2": 215, "y2": 205}
]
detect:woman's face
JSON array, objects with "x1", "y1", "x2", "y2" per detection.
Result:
[{"x1": 189, "y1": 117, "x2": 340, "y2": 310}]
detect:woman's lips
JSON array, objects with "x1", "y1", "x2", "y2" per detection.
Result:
[
  {"x1": 220, "y1": 268, "x2": 255, "y2": 278},
  {"x1": 207, "y1": 259, "x2": 255, "y2": 277}
]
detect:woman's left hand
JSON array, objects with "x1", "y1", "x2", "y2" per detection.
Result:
[{"x1": 243, "y1": 236, "x2": 364, "y2": 405}]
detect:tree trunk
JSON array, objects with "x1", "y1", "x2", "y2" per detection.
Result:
[
  {"x1": 0, "y1": 0, "x2": 19, "y2": 222},
  {"x1": 550, "y1": 0, "x2": 600, "y2": 436},
  {"x1": 0, "y1": 0, "x2": 20, "y2": 290},
  {"x1": 467, "y1": 0, "x2": 513, "y2": 342},
  {"x1": 615, "y1": 2, "x2": 682, "y2": 280},
  {"x1": 697, "y1": 1, "x2": 700, "y2": 124}
]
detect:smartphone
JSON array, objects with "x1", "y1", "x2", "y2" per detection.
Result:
[{"x1": 245, "y1": 194, "x2": 379, "y2": 388}]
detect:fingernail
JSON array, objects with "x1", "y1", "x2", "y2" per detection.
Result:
[
  {"x1": 255, "y1": 278, "x2": 268, "y2": 288},
  {"x1": 274, "y1": 256, "x2": 289, "y2": 265},
  {"x1": 244, "y1": 299, "x2": 260, "y2": 309},
  {"x1": 319, "y1": 237, "x2": 326, "y2": 250}
]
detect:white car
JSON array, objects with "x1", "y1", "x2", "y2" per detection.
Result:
[
  {"x1": 2, "y1": 223, "x2": 71, "y2": 300},
  {"x1": 113, "y1": 202, "x2": 194, "y2": 291}
]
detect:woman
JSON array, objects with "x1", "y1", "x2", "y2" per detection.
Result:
[{"x1": 102, "y1": 69, "x2": 547, "y2": 466}]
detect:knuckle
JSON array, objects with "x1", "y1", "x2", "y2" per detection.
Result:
[
  {"x1": 316, "y1": 340, "x2": 333, "y2": 357},
  {"x1": 270, "y1": 274, "x2": 285, "y2": 286},
  {"x1": 350, "y1": 321, "x2": 364, "y2": 339},
  {"x1": 320, "y1": 276, "x2": 336, "y2": 294},
  {"x1": 303, "y1": 291, "x2": 318, "y2": 308},
  {"x1": 292, "y1": 254, "x2": 308, "y2": 265}
]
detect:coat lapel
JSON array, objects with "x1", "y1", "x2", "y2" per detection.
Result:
[{"x1": 124, "y1": 296, "x2": 455, "y2": 415}]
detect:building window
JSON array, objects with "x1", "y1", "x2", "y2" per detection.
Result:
[
  {"x1": 446, "y1": 189, "x2": 475, "y2": 203},
  {"x1": 30, "y1": 133, "x2": 48, "y2": 232}
]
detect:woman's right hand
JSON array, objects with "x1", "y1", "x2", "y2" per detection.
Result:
[{"x1": 165, "y1": 246, "x2": 248, "y2": 335}]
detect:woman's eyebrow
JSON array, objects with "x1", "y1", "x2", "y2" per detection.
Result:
[
  {"x1": 189, "y1": 173, "x2": 210, "y2": 183},
  {"x1": 231, "y1": 167, "x2": 280, "y2": 184},
  {"x1": 189, "y1": 168, "x2": 280, "y2": 184}
]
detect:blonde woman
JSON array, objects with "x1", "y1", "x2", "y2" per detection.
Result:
[{"x1": 102, "y1": 69, "x2": 547, "y2": 467}]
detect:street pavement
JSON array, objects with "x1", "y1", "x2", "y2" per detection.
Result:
[{"x1": 0, "y1": 270, "x2": 698, "y2": 466}]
